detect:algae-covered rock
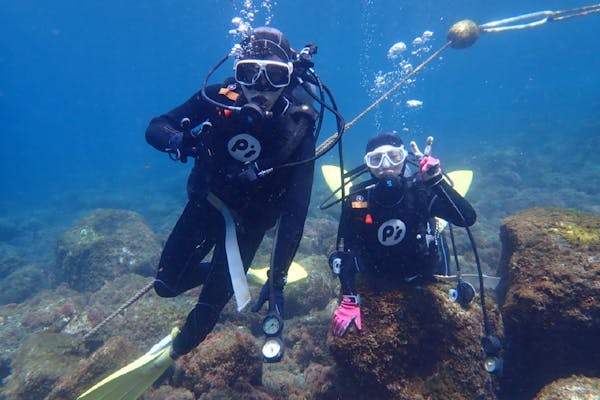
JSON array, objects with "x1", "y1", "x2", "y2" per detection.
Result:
[
  {"x1": 328, "y1": 279, "x2": 501, "y2": 399},
  {"x1": 176, "y1": 326, "x2": 262, "y2": 397},
  {"x1": 498, "y1": 208, "x2": 600, "y2": 399},
  {"x1": 284, "y1": 254, "x2": 338, "y2": 318},
  {"x1": 0, "y1": 262, "x2": 48, "y2": 305},
  {"x1": 533, "y1": 375, "x2": 600, "y2": 400},
  {"x1": 54, "y1": 208, "x2": 162, "y2": 292},
  {"x1": 46, "y1": 336, "x2": 139, "y2": 400},
  {"x1": 146, "y1": 385, "x2": 195, "y2": 400},
  {"x1": 4, "y1": 332, "x2": 81, "y2": 400}
]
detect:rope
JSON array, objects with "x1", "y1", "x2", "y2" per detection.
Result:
[
  {"x1": 316, "y1": 41, "x2": 452, "y2": 157},
  {"x1": 82, "y1": 280, "x2": 155, "y2": 340},
  {"x1": 480, "y1": 3, "x2": 600, "y2": 33}
]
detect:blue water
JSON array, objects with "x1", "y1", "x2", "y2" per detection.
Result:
[{"x1": 1, "y1": 0, "x2": 599, "y2": 258}]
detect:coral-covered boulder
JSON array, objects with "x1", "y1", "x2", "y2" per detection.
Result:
[
  {"x1": 533, "y1": 375, "x2": 600, "y2": 400},
  {"x1": 177, "y1": 326, "x2": 263, "y2": 397},
  {"x1": 498, "y1": 208, "x2": 600, "y2": 398},
  {"x1": 54, "y1": 209, "x2": 162, "y2": 292},
  {"x1": 328, "y1": 279, "x2": 501, "y2": 399}
]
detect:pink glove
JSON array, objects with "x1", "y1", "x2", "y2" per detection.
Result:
[
  {"x1": 419, "y1": 155, "x2": 442, "y2": 181},
  {"x1": 332, "y1": 295, "x2": 362, "y2": 337}
]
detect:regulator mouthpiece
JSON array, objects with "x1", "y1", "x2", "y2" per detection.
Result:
[{"x1": 448, "y1": 19, "x2": 480, "y2": 49}]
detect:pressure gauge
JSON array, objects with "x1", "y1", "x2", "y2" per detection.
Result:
[
  {"x1": 262, "y1": 337, "x2": 284, "y2": 363},
  {"x1": 262, "y1": 313, "x2": 283, "y2": 336}
]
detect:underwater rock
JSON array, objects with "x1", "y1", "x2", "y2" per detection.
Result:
[
  {"x1": 300, "y1": 216, "x2": 338, "y2": 256},
  {"x1": 532, "y1": 375, "x2": 600, "y2": 399},
  {"x1": 175, "y1": 326, "x2": 263, "y2": 398},
  {"x1": 64, "y1": 273, "x2": 189, "y2": 349},
  {"x1": 0, "y1": 253, "x2": 21, "y2": 279},
  {"x1": 0, "y1": 262, "x2": 48, "y2": 305},
  {"x1": 0, "y1": 285, "x2": 84, "y2": 379},
  {"x1": 283, "y1": 305, "x2": 336, "y2": 368},
  {"x1": 3, "y1": 332, "x2": 82, "y2": 400},
  {"x1": 299, "y1": 362, "x2": 337, "y2": 400},
  {"x1": 284, "y1": 255, "x2": 338, "y2": 318},
  {"x1": 498, "y1": 208, "x2": 600, "y2": 399},
  {"x1": 328, "y1": 279, "x2": 501, "y2": 399},
  {"x1": 53, "y1": 208, "x2": 162, "y2": 292},
  {"x1": 146, "y1": 385, "x2": 195, "y2": 400},
  {"x1": 45, "y1": 336, "x2": 138, "y2": 400}
]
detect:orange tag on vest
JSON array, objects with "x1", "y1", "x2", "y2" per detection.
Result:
[
  {"x1": 218, "y1": 88, "x2": 239, "y2": 101},
  {"x1": 351, "y1": 201, "x2": 368, "y2": 209}
]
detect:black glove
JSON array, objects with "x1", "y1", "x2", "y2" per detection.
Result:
[
  {"x1": 328, "y1": 250, "x2": 359, "y2": 274},
  {"x1": 251, "y1": 278, "x2": 285, "y2": 317},
  {"x1": 166, "y1": 127, "x2": 203, "y2": 163}
]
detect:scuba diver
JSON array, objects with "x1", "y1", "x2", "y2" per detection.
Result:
[
  {"x1": 328, "y1": 131, "x2": 477, "y2": 337},
  {"x1": 77, "y1": 26, "x2": 344, "y2": 400},
  {"x1": 146, "y1": 26, "x2": 319, "y2": 357}
]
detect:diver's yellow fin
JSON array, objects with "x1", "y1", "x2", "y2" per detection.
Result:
[
  {"x1": 321, "y1": 165, "x2": 352, "y2": 200},
  {"x1": 247, "y1": 261, "x2": 308, "y2": 285},
  {"x1": 443, "y1": 170, "x2": 472, "y2": 197},
  {"x1": 437, "y1": 170, "x2": 473, "y2": 232},
  {"x1": 77, "y1": 328, "x2": 179, "y2": 400}
]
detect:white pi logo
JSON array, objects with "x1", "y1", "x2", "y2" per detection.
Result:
[
  {"x1": 227, "y1": 133, "x2": 261, "y2": 162},
  {"x1": 378, "y1": 219, "x2": 406, "y2": 246}
]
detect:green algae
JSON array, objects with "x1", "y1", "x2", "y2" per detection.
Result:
[{"x1": 549, "y1": 221, "x2": 600, "y2": 245}]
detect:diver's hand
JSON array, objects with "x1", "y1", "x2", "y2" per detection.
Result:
[
  {"x1": 237, "y1": 162, "x2": 260, "y2": 183},
  {"x1": 332, "y1": 295, "x2": 362, "y2": 337},
  {"x1": 166, "y1": 131, "x2": 201, "y2": 163},
  {"x1": 251, "y1": 279, "x2": 285, "y2": 317},
  {"x1": 419, "y1": 155, "x2": 442, "y2": 183}
]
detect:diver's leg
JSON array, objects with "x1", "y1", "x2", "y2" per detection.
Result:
[
  {"x1": 154, "y1": 200, "x2": 221, "y2": 297},
  {"x1": 171, "y1": 226, "x2": 265, "y2": 356}
]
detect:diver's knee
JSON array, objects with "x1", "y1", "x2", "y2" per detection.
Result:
[{"x1": 154, "y1": 279, "x2": 177, "y2": 298}]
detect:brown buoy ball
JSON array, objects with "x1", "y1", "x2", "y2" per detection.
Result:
[{"x1": 447, "y1": 19, "x2": 480, "y2": 49}]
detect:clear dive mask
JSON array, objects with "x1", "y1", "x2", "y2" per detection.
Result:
[
  {"x1": 364, "y1": 145, "x2": 407, "y2": 169},
  {"x1": 234, "y1": 59, "x2": 293, "y2": 88}
]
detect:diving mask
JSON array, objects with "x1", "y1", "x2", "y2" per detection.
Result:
[
  {"x1": 235, "y1": 59, "x2": 293, "y2": 88},
  {"x1": 364, "y1": 145, "x2": 407, "y2": 169}
]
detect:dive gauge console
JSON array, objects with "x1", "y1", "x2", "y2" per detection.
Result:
[{"x1": 261, "y1": 313, "x2": 284, "y2": 363}]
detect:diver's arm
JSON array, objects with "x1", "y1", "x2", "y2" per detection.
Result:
[
  {"x1": 429, "y1": 180, "x2": 477, "y2": 227},
  {"x1": 331, "y1": 198, "x2": 362, "y2": 337},
  {"x1": 328, "y1": 197, "x2": 364, "y2": 296},
  {"x1": 145, "y1": 87, "x2": 219, "y2": 154}
]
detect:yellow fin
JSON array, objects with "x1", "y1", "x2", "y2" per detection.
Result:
[
  {"x1": 443, "y1": 170, "x2": 472, "y2": 197},
  {"x1": 438, "y1": 170, "x2": 473, "y2": 232},
  {"x1": 247, "y1": 261, "x2": 308, "y2": 285},
  {"x1": 77, "y1": 330, "x2": 176, "y2": 400},
  {"x1": 321, "y1": 165, "x2": 352, "y2": 200}
]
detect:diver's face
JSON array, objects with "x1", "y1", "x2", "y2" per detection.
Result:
[
  {"x1": 365, "y1": 144, "x2": 407, "y2": 178},
  {"x1": 236, "y1": 57, "x2": 291, "y2": 111},
  {"x1": 241, "y1": 83, "x2": 285, "y2": 112}
]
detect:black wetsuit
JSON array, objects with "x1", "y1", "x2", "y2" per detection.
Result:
[
  {"x1": 336, "y1": 175, "x2": 476, "y2": 296},
  {"x1": 145, "y1": 81, "x2": 317, "y2": 356}
]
